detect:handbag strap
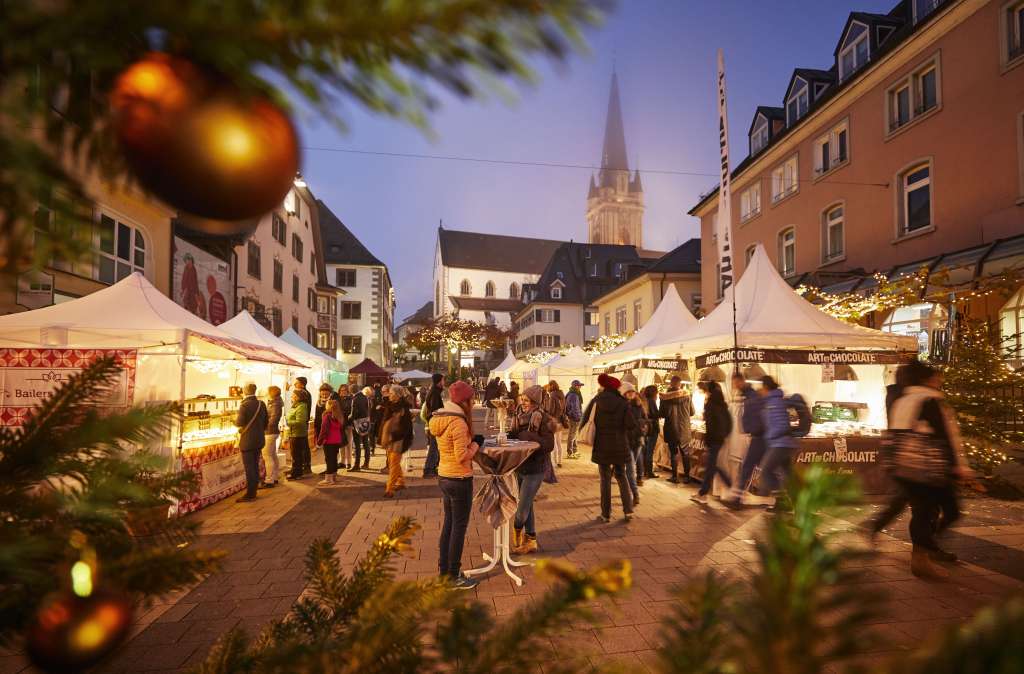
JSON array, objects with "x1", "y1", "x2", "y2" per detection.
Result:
[{"x1": 240, "y1": 400, "x2": 266, "y2": 436}]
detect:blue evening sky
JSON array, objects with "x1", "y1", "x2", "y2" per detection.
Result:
[{"x1": 297, "y1": 1, "x2": 893, "y2": 320}]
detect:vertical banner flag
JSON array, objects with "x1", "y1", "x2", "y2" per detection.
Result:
[{"x1": 716, "y1": 49, "x2": 734, "y2": 295}]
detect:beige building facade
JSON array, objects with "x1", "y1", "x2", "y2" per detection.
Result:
[{"x1": 693, "y1": 0, "x2": 1024, "y2": 324}]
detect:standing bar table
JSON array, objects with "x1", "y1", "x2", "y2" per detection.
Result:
[{"x1": 464, "y1": 438, "x2": 539, "y2": 586}]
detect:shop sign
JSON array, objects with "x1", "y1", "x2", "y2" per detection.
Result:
[
  {"x1": 0, "y1": 348, "x2": 137, "y2": 426},
  {"x1": 606, "y1": 358, "x2": 687, "y2": 373},
  {"x1": 821, "y1": 362, "x2": 835, "y2": 383},
  {"x1": 694, "y1": 348, "x2": 914, "y2": 368},
  {"x1": 16, "y1": 270, "x2": 54, "y2": 310},
  {"x1": 172, "y1": 236, "x2": 233, "y2": 326}
]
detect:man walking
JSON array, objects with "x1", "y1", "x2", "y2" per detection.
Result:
[
  {"x1": 261, "y1": 385, "x2": 283, "y2": 489},
  {"x1": 564, "y1": 380, "x2": 584, "y2": 459},
  {"x1": 235, "y1": 383, "x2": 268, "y2": 502},
  {"x1": 725, "y1": 371, "x2": 766, "y2": 503},
  {"x1": 759, "y1": 376, "x2": 797, "y2": 511},
  {"x1": 483, "y1": 377, "x2": 501, "y2": 428},
  {"x1": 423, "y1": 372, "x2": 446, "y2": 478}
]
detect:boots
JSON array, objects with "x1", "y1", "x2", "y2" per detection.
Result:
[
  {"x1": 911, "y1": 546, "x2": 948, "y2": 580},
  {"x1": 668, "y1": 466, "x2": 680, "y2": 484},
  {"x1": 513, "y1": 534, "x2": 538, "y2": 555},
  {"x1": 511, "y1": 528, "x2": 523, "y2": 550},
  {"x1": 317, "y1": 473, "x2": 336, "y2": 487}
]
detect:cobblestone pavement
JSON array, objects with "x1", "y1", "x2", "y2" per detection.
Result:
[{"x1": 3, "y1": 412, "x2": 1022, "y2": 673}]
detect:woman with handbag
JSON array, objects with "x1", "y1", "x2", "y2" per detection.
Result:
[{"x1": 884, "y1": 359, "x2": 971, "y2": 579}]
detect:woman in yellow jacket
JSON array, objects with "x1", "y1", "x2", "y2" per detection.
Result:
[{"x1": 428, "y1": 380, "x2": 480, "y2": 590}]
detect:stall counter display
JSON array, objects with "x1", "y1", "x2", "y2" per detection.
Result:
[{"x1": 176, "y1": 396, "x2": 256, "y2": 513}]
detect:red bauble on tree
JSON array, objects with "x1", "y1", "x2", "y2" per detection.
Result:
[
  {"x1": 25, "y1": 590, "x2": 134, "y2": 673},
  {"x1": 110, "y1": 53, "x2": 300, "y2": 234}
]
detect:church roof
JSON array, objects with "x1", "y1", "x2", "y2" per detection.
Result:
[
  {"x1": 644, "y1": 238, "x2": 701, "y2": 274},
  {"x1": 598, "y1": 71, "x2": 629, "y2": 188},
  {"x1": 437, "y1": 226, "x2": 565, "y2": 274},
  {"x1": 317, "y1": 200, "x2": 386, "y2": 267}
]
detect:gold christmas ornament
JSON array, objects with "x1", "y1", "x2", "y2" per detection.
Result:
[
  {"x1": 111, "y1": 53, "x2": 300, "y2": 230},
  {"x1": 25, "y1": 590, "x2": 134, "y2": 673}
]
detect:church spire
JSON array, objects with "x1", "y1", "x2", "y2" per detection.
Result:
[{"x1": 599, "y1": 70, "x2": 628, "y2": 187}]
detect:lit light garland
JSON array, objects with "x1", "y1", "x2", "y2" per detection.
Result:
[{"x1": 582, "y1": 333, "x2": 630, "y2": 356}]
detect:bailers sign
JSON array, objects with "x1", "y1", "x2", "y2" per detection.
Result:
[{"x1": 0, "y1": 348, "x2": 137, "y2": 426}]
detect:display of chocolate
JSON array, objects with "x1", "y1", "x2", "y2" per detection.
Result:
[
  {"x1": 811, "y1": 400, "x2": 868, "y2": 424},
  {"x1": 806, "y1": 420, "x2": 880, "y2": 438}
]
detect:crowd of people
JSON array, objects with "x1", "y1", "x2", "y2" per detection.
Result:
[{"x1": 232, "y1": 356, "x2": 971, "y2": 588}]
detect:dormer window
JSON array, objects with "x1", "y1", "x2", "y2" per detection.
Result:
[
  {"x1": 786, "y1": 79, "x2": 809, "y2": 126},
  {"x1": 751, "y1": 118, "x2": 769, "y2": 154},
  {"x1": 839, "y1": 23, "x2": 869, "y2": 81},
  {"x1": 913, "y1": 0, "x2": 945, "y2": 24},
  {"x1": 550, "y1": 279, "x2": 565, "y2": 300}
]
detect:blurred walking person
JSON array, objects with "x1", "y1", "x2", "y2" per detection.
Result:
[
  {"x1": 691, "y1": 382, "x2": 733, "y2": 505},
  {"x1": 758, "y1": 376, "x2": 797, "y2": 511},
  {"x1": 382, "y1": 386, "x2": 414, "y2": 497},
  {"x1": 726, "y1": 371, "x2": 765, "y2": 504}
]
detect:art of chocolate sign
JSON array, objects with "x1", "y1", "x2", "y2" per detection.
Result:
[
  {"x1": 607, "y1": 358, "x2": 687, "y2": 373},
  {"x1": 695, "y1": 348, "x2": 911, "y2": 368}
]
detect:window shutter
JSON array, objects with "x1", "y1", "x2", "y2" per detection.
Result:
[
  {"x1": 554, "y1": 310, "x2": 560, "y2": 322},
  {"x1": 554, "y1": 335, "x2": 561, "y2": 347},
  {"x1": 535, "y1": 309, "x2": 542, "y2": 321}
]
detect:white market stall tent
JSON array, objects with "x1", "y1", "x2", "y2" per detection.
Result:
[
  {"x1": 489, "y1": 351, "x2": 518, "y2": 381},
  {"x1": 392, "y1": 369, "x2": 433, "y2": 382},
  {"x1": 278, "y1": 327, "x2": 348, "y2": 388},
  {"x1": 538, "y1": 346, "x2": 596, "y2": 393},
  {"x1": 593, "y1": 285, "x2": 697, "y2": 367},
  {"x1": 0, "y1": 272, "x2": 305, "y2": 512}
]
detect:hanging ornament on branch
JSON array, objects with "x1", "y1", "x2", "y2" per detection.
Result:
[{"x1": 110, "y1": 53, "x2": 300, "y2": 234}]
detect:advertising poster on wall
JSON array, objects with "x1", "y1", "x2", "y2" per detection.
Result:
[{"x1": 172, "y1": 236, "x2": 233, "y2": 326}]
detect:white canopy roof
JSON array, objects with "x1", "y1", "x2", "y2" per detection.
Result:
[
  {"x1": 278, "y1": 328, "x2": 347, "y2": 372},
  {"x1": 220, "y1": 311, "x2": 321, "y2": 368},
  {"x1": 593, "y1": 285, "x2": 697, "y2": 366},
  {"x1": 490, "y1": 352, "x2": 519, "y2": 377},
  {"x1": 392, "y1": 369, "x2": 433, "y2": 381},
  {"x1": 652, "y1": 244, "x2": 918, "y2": 355},
  {"x1": 0, "y1": 273, "x2": 302, "y2": 365},
  {"x1": 544, "y1": 346, "x2": 593, "y2": 375}
]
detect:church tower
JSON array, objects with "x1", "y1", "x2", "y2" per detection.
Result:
[{"x1": 587, "y1": 70, "x2": 644, "y2": 247}]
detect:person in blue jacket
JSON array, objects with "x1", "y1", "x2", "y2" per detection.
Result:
[
  {"x1": 726, "y1": 371, "x2": 766, "y2": 503},
  {"x1": 759, "y1": 375, "x2": 797, "y2": 509}
]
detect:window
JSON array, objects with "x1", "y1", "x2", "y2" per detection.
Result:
[
  {"x1": 899, "y1": 163, "x2": 932, "y2": 236},
  {"x1": 615, "y1": 306, "x2": 627, "y2": 334},
  {"x1": 839, "y1": 23, "x2": 869, "y2": 81},
  {"x1": 1004, "y1": 1, "x2": 1024, "y2": 65},
  {"x1": 777, "y1": 227, "x2": 796, "y2": 277},
  {"x1": 272, "y1": 309, "x2": 282, "y2": 335},
  {"x1": 739, "y1": 182, "x2": 761, "y2": 222},
  {"x1": 813, "y1": 120, "x2": 849, "y2": 175},
  {"x1": 459, "y1": 279, "x2": 472, "y2": 295},
  {"x1": 247, "y1": 241, "x2": 261, "y2": 279},
  {"x1": 484, "y1": 311, "x2": 496, "y2": 326},
  {"x1": 539, "y1": 309, "x2": 559, "y2": 323},
  {"x1": 509, "y1": 282, "x2": 520, "y2": 299},
  {"x1": 310, "y1": 250, "x2": 315, "y2": 274},
  {"x1": 271, "y1": 213, "x2": 286, "y2": 245},
  {"x1": 822, "y1": 204, "x2": 845, "y2": 263},
  {"x1": 750, "y1": 119, "x2": 769, "y2": 154},
  {"x1": 745, "y1": 244, "x2": 757, "y2": 265},
  {"x1": 316, "y1": 331, "x2": 330, "y2": 350},
  {"x1": 291, "y1": 233, "x2": 303, "y2": 261},
  {"x1": 341, "y1": 335, "x2": 362, "y2": 354},
  {"x1": 883, "y1": 303, "x2": 947, "y2": 358},
  {"x1": 485, "y1": 281, "x2": 495, "y2": 298},
  {"x1": 585, "y1": 311, "x2": 599, "y2": 326},
  {"x1": 539, "y1": 335, "x2": 558, "y2": 349},
  {"x1": 771, "y1": 155, "x2": 799, "y2": 202},
  {"x1": 914, "y1": 0, "x2": 945, "y2": 24},
  {"x1": 292, "y1": 316, "x2": 298, "y2": 332},
  {"x1": 317, "y1": 296, "x2": 329, "y2": 314},
  {"x1": 604, "y1": 312, "x2": 611, "y2": 335},
  {"x1": 887, "y1": 56, "x2": 941, "y2": 133},
  {"x1": 292, "y1": 274, "x2": 299, "y2": 302},
  {"x1": 550, "y1": 285, "x2": 562, "y2": 300},
  {"x1": 273, "y1": 259, "x2": 283, "y2": 292},
  {"x1": 340, "y1": 301, "x2": 361, "y2": 319},
  {"x1": 786, "y1": 80, "x2": 809, "y2": 126},
  {"x1": 335, "y1": 268, "x2": 356, "y2": 287},
  {"x1": 307, "y1": 288, "x2": 316, "y2": 310},
  {"x1": 89, "y1": 213, "x2": 146, "y2": 284},
  {"x1": 633, "y1": 300, "x2": 642, "y2": 330},
  {"x1": 1000, "y1": 287, "x2": 1024, "y2": 361}
]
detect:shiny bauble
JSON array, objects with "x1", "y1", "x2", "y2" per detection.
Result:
[
  {"x1": 110, "y1": 53, "x2": 299, "y2": 230},
  {"x1": 25, "y1": 590, "x2": 134, "y2": 673}
]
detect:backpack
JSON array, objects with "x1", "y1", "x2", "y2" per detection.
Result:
[{"x1": 786, "y1": 394, "x2": 812, "y2": 437}]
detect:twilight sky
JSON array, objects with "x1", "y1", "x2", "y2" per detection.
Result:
[{"x1": 297, "y1": 0, "x2": 893, "y2": 321}]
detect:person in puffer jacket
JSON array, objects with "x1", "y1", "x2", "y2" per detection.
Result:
[
  {"x1": 427, "y1": 380, "x2": 481, "y2": 590},
  {"x1": 508, "y1": 385, "x2": 555, "y2": 555},
  {"x1": 758, "y1": 376, "x2": 797, "y2": 506}
]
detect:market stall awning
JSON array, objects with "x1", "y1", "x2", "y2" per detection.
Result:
[
  {"x1": 593, "y1": 285, "x2": 697, "y2": 366},
  {"x1": 655, "y1": 245, "x2": 918, "y2": 354},
  {"x1": 490, "y1": 352, "x2": 518, "y2": 378},
  {"x1": 392, "y1": 369, "x2": 433, "y2": 381},
  {"x1": 349, "y1": 358, "x2": 391, "y2": 378},
  {"x1": 0, "y1": 272, "x2": 303, "y2": 366},
  {"x1": 220, "y1": 311, "x2": 322, "y2": 368},
  {"x1": 277, "y1": 328, "x2": 347, "y2": 373}
]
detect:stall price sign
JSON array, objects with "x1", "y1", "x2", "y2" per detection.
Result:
[
  {"x1": 606, "y1": 358, "x2": 687, "y2": 374},
  {"x1": 694, "y1": 348, "x2": 914, "y2": 368},
  {"x1": 0, "y1": 348, "x2": 137, "y2": 427}
]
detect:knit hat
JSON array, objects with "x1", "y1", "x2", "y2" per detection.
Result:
[
  {"x1": 619, "y1": 381, "x2": 635, "y2": 394},
  {"x1": 523, "y1": 385, "x2": 545, "y2": 406},
  {"x1": 597, "y1": 373, "x2": 621, "y2": 390},
  {"x1": 449, "y1": 380, "x2": 475, "y2": 405}
]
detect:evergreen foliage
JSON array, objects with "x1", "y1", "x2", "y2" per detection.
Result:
[{"x1": 0, "y1": 357, "x2": 222, "y2": 643}]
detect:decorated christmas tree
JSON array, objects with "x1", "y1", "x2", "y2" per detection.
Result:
[{"x1": 942, "y1": 319, "x2": 1022, "y2": 475}]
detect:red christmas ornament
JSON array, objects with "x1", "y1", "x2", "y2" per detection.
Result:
[
  {"x1": 25, "y1": 590, "x2": 134, "y2": 673},
  {"x1": 110, "y1": 52, "x2": 300, "y2": 232}
]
